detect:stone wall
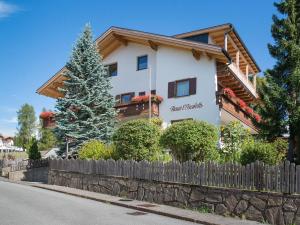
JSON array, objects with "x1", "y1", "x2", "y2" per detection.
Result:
[
  {"x1": 49, "y1": 170, "x2": 300, "y2": 225},
  {"x1": 9, "y1": 167, "x2": 48, "y2": 183}
]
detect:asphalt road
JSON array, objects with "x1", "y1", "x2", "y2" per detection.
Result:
[{"x1": 0, "y1": 180, "x2": 198, "y2": 225}]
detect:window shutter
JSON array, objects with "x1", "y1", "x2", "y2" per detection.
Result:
[
  {"x1": 168, "y1": 82, "x2": 175, "y2": 98},
  {"x1": 189, "y1": 78, "x2": 197, "y2": 95},
  {"x1": 115, "y1": 95, "x2": 121, "y2": 104}
]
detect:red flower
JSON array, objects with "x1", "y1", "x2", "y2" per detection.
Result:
[
  {"x1": 245, "y1": 107, "x2": 254, "y2": 115},
  {"x1": 132, "y1": 95, "x2": 163, "y2": 103},
  {"x1": 237, "y1": 99, "x2": 247, "y2": 109},
  {"x1": 224, "y1": 88, "x2": 236, "y2": 98},
  {"x1": 40, "y1": 111, "x2": 54, "y2": 119},
  {"x1": 254, "y1": 113, "x2": 261, "y2": 122}
]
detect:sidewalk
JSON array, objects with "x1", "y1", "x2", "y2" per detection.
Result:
[{"x1": 23, "y1": 182, "x2": 263, "y2": 225}]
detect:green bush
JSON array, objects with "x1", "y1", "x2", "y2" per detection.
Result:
[
  {"x1": 112, "y1": 119, "x2": 162, "y2": 161},
  {"x1": 78, "y1": 140, "x2": 114, "y2": 160},
  {"x1": 160, "y1": 120, "x2": 219, "y2": 162},
  {"x1": 220, "y1": 121, "x2": 253, "y2": 163},
  {"x1": 240, "y1": 141, "x2": 281, "y2": 165},
  {"x1": 150, "y1": 117, "x2": 163, "y2": 127},
  {"x1": 272, "y1": 138, "x2": 288, "y2": 161},
  {"x1": 28, "y1": 139, "x2": 41, "y2": 160}
]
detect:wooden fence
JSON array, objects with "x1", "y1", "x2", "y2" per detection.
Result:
[{"x1": 49, "y1": 159, "x2": 300, "y2": 194}]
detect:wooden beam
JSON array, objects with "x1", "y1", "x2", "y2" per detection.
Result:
[
  {"x1": 112, "y1": 33, "x2": 128, "y2": 46},
  {"x1": 148, "y1": 40, "x2": 158, "y2": 51},
  {"x1": 246, "y1": 65, "x2": 249, "y2": 80},
  {"x1": 227, "y1": 34, "x2": 255, "y2": 74},
  {"x1": 192, "y1": 49, "x2": 201, "y2": 60},
  {"x1": 224, "y1": 33, "x2": 228, "y2": 51}
]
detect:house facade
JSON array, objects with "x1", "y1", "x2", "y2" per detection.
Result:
[{"x1": 37, "y1": 23, "x2": 260, "y2": 133}]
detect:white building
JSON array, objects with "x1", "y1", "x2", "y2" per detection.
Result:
[
  {"x1": 0, "y1": 135, "x2": 23, "y2": 152},
  {"x1": 37, "y1": 23, "x2": 260, "y2": 133}
]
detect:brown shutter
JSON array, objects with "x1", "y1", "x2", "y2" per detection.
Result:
[
  {"x1": 168, "y1": 82, "x2": 175, "y2": 98},
  {"x1": 189, "y1": 78, "x2": 197, "y2": 95}
]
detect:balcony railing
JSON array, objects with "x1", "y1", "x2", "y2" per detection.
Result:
[
  {"x1": 228, "y1": 63, "x2": 257, "y2": 98},
  {"x1": 115, "y1": 101, "x2": 160, "y2": 119},
  {"x1": 219, "y1": 93, "x2": 258, "y2": 131}
]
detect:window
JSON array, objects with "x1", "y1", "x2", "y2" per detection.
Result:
[
  {"x1": 176, "y1": 80, "x2": 190, "y2": 97},
  {"x1": 139, "y1": 91, "x2": 146, "y2": 96},
  {"x1": 108, "y1": 63, "x2": 117, "y2": 77},
  {"x1": 121, "y1": 94, "x2": 132, "y2": 104},
  {"x1": 168, "y1": 78, "x2": 197, "y2": 98},
  {"x1": 137, "y1": 55, "x2": 148, "y2": 70}
]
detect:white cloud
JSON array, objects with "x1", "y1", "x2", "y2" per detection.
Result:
[
  {"x1": 0, "y1": 1, "x2": 18, "y2": 18},
  {"x1": 1, "y1": 116, "x2": 17, "y2": 124}
]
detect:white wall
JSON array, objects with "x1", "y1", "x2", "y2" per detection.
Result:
[
  {"x1": 103, "y1": 43, "x2": 220, "y2": 127},
  {"x1": 156, "y1": 46, "x2": 220, "y2": 127},
  {"x1": 104, "y1": 43, "x2": 156, "y2": 97}
]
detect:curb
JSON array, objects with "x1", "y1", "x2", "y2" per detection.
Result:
[{"x1": 31, "y1": 184, "x2": 219, "y2": 225}]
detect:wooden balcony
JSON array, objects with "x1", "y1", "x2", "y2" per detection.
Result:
[
  {"x1": 217, "y1": 62, "x2": 258, "y2": 103},
  {"x1": 219, "y1": 93, "x2": 258, "y2": 132},
  {"x1": 116, "y1": 101, "x2": 160, "y2": 120}
]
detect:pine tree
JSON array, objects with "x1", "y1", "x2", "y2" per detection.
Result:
[
  {"x1": 253, "y1": 77, "x2": 287, "y2": 140},
  {"x1": 28, "y1": 138, "x2": 41, "y2": 160},
  {"x1": 55, "y1": 24, "x2": 117, "y2": 151},
  {"x1": 256, "y1": 0, "x2": 300, "y2": 161}
]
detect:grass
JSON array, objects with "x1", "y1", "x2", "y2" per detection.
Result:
[
  {"x1": 193, "y1": 206, "x2": 213, "y2": 213},
  {"x1": 0, "y1": 152, "x2": 28, "y2": 160}
]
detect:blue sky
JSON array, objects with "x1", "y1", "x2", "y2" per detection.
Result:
[{"x1": 0, "y1": 0, "x2": 276, "y2": 136}]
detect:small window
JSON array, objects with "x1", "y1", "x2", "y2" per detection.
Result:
[
  {"x1": 121, "y1": 94, "x2": 132, "y2": 104},
  {"x1": 137, "y1": 55, "x2": 148, "y2": 70},
  {"x1": 139, "y1": 91, "x2": 146, "y2": 96},
  {"x1": 108, "y1": 63, "x2": 117, "y2": 77},
  {"x1": 168, "y1": 78, "x2": 196, "y2": 98},
  {"x1": 176, "y1": 80, "x2": 190, "y2": 97},
  {"x1": 151, "y1": 90, "x2": 156, "y2": 95}
]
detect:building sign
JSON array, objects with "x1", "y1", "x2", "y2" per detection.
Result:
[{"x1": 170, "y1": 102, "x2": 203, "y2": 112}]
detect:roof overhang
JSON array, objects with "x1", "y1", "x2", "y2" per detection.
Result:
[
  {"x1": 37, "y1": 26, "x2": 230, "y2": 99},
  {"x1": 174, "y1": 23, "x2": 261, "y2": 74}
]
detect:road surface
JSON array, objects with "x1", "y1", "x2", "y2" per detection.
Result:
[{"x1": 0, "y1": 180, "x2": 198, "y2": 225}]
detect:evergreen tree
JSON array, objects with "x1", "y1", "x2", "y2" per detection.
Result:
[
  {"x1": 254, "y1": 77, "x2": 287, "y2": 140},
  {"x1": 28, "y1": 138, "x2": 41, "y2": 160},
  {"x1": 55, "y1": 24, "x2": 117, "y2": 150},
  {"x1": 256, "y1": 0, "x2": 300, "y2": 161},
  {"x1": 38, "y1": 128, "x2": 58, "y2": 151},
  {"x1": 16, "y1": 103, "x2": 37, "y2": 149}
]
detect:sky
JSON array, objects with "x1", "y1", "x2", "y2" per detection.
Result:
[{"x1": 0, "y1": 0, "x2": 277, "y2": 136}]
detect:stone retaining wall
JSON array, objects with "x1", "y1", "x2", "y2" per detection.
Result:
[
  {"x1": 48, "y1": 170, "x2": 300, "y2": 225},
  {"x1": 9, "y1": 167, "x2": 48, "y2": 183}
]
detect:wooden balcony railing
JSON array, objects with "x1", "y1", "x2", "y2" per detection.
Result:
[
  {"x1": 116, "y1": 101, "x2": 160, "y2": 119},
  {"x1": 219, "y1": 93, "x2": 258, "y2": 131}
]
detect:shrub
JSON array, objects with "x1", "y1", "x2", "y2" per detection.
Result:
[
  {"x1": 79, "y1": 140, "x2": 114, "y2": 160},
  {"x1": 150, "y1": 117, "x2": 163, "y2": 127},
  {"x1": 220, "y1": 121, "x2": 252, "y2": 163},
  {"x1": 112, "y1": 119, "x2": 162, "y2": 161},
  {"x1": 160, "y1": 120, "x2": 219, "y2": 162},
  {"x1": 28, "y1": 139, "x2": 41, "y2": 160},
  {"x1": 240, "y1": 141, "x2": 280, "y2": 165},
  {"x1": 272, "y1": 138, "x2": 288, "y2": 161}
]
